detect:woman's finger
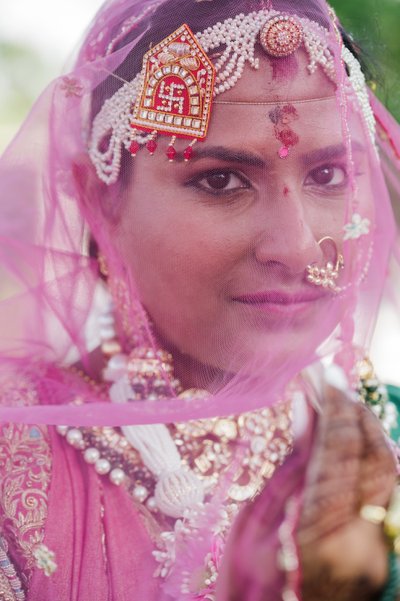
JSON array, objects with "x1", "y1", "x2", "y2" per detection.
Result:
[
  {"x1": 298, "y1": 386, "x2": 363, "y2": 544},
  {"x1": 359, "y1": 404, "x2": 397, "y2": 508}
]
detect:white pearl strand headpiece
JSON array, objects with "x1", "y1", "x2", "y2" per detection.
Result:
[{"x1": 89, "y1": 9, "x2": 377, "y2": 185}]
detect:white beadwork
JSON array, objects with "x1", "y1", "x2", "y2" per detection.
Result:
[
  {"x1": 133, "y1": 485, "x2": 149, "y2": 502},
  {"x1": 66, "y1": 428, "x2": 84, "y2": 447},
  {"x1": 103, "y1": 353, "x2": 129, "y2": 382},
  {"x1": 98, "y1": 300, "x2": 117, "y2": 342},
  {"x1": 147, "y1": 496, "x2": 158, "y2": 511},
  {"x1": 343, "y1": 213, "x2": 371, "y2": 240},
  {"x1": 120, "y1": 423, "x2": 205, "y2": 518},
  {"x1": 84, "y1": 447, "x2": 100, "y2": 464},
  {"x1": 107, "y1": 342, "x2": 205, "y2": 518},
  {"x1": 109, "y1": 467, "x2": 126, "y2": 486},
  {"x1": 155, "y1": 469, "x2": 205, "y2": 519},
  {"x1": 56, "y1": 425, "x2": 68, "y2": 436},
  {"x1": 88, "y1": 9, "x2": 377, "y2": 189},
  {"x1": 341, "y1": 46, "x2": 377, "y2": 152},
  {"x1": 95, "y1": 458, "x2": 112, "y2": 475},
  {"x1": 32, "y1": 544, "x2": 58, "y2": 577},
  {"x1": 89, "y1": 75, "x2": 143, "y2": 185}
]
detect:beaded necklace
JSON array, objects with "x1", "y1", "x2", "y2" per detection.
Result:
[
  {"x1": 58, "y1": 297, "x2": 397, "y2": 599},
  {"x1": 57, "y1": 296, "x2": 295, "y2": 598},
  {"x1": 57, "y1": 400, "x2": 293, "y2": 509},
  {"x1": 57, "y1": 371, "x2": 294, "y2": 599}
]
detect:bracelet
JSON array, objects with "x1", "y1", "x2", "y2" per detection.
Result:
[{"x1": 379, "y1": 553, "x2": 400, "y2": 601}]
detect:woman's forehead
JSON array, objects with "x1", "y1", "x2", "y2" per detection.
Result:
[
  {"x1": 206, "y1": 106, "x2": 345, "y2": 164},
  {"x1": 201, "y1": 49, "x2": 345, "y2": 155},
  {"x1": 218, "y1": 48, "x2": 336, "y2": 103}
]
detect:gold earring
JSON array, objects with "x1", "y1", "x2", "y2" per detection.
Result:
[
  {"x1": 98, "y1": 254, "x2": 109, "y2": 277},
  {"x1": 306, "y1": 236, "x2": 344, "y2": 292}
]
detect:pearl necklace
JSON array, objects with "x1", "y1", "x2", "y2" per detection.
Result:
[
  {"x1": 58, "y1": 296, "x2": 294, "y2": 512},
  {"x1": 57, "y1": 402, "x2": 293, "y2": 507},
  {"x1": 57, "y1": 395, "x2": 293, "y2": 600}
]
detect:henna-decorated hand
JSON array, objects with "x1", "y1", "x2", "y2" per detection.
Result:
[
  {"x1": 299, "y1": 384, "x2": 397, "y2": 601},
  {"x1": 218, "y1": 383, "x2": 398, "y2": 601}
]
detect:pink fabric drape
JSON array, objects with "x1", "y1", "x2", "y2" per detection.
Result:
[{"x1": 28, "y1": 429, "x2": 158, "y2": 601}]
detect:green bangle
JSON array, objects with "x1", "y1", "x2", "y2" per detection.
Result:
[{"x1": 379, "y1": 553, "x2": 400, "y2": 601}]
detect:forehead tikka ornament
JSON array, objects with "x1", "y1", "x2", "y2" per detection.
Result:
[
  {"x1": 129, "y1": 24, "x2": 216, "y2": 163},
  {"x1": 89, "y1": 10, "x2": 377, "y2": 184}
]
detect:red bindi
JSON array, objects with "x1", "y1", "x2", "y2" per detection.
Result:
[{"x1": 268, "y1": 104, "x2": 300, "y2": 159}]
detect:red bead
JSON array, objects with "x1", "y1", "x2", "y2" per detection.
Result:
[
  {"x1": 166, "y1": 146, "x2": 177, "y2": 162},
  {"x1": 129, "y1": 141, "x2": 140, "y2": 156},
  {"x1": 183, "y1": 146, "x2": 194, "y2": 162},
  {"x1": 146, "y1": 139, "x2": 157, "y2": 155}
]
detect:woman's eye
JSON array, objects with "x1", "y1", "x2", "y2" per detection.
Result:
[
  {"x1": 189, "y1": 170, "x2": 250, "y2": 194},
  {"x1": 306, "y1": 165, "x2": 347, "y2": 187}
]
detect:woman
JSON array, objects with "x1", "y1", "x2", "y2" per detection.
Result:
[{"x1": 0, "y1": 0, "x2": 399, "y2": 599}]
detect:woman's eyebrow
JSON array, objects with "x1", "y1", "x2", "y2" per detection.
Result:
[
  {"x1": 301, "y1": 141, "x2": 365, "y2": 165},
  {"x1": 184, "y1": 141, "x2": 365, "y2": 167},
  {"x1": 189, "y1": 145, "x2": 268, "y2": 168}
]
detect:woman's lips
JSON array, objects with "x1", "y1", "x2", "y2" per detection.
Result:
[{"x1": 232, "y1": 288, "x2": 331, "y2": 315}]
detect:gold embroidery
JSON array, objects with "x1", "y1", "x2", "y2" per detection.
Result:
[
  {"x1": 0, "y1": 537, "x2": 25, "y2": 600},
  {"x1": 0, "y1": 570, "x2": 18, "y2": 601},
  {"x1": 83, "y1": 402, "x2": 292, "y2": 507},
  {"x1": 0, "y1": 424, "x2": 52, "y2": 580}
]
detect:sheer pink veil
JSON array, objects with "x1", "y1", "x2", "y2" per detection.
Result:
[
  {"x1": 0, "y1": 0, "x2": 400, "y2": 598},
  {"x1": 0, "y1": 0, "x2": 397, "y2": 424}
]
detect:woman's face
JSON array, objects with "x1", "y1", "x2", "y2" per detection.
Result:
[{"x1": 115, "y1": 49, "x2": 372, "y2": 376}]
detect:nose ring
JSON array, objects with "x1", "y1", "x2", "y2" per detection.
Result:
[{"x1": 306, "y1": 236, "x2": 344, "y2": 291}]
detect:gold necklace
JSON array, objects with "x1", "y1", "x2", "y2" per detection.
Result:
[
  {"x1": 59, "y1": 340, "x2": 293, "y2": 516},
  {"x1": 57, "y1": 398, "x2": 293, "y2": 513}
]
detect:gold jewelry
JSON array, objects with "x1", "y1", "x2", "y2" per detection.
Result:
[
  {"x1": 385, "y1": 488, "x2": 400, "y2": 552},
  {"x1": 356, "y1": 357, "x2": 396, "y2": 434},
  {"x1": 360, "y1": 488, "x2": 400, "y2": 554},
  {"x1": 213, "y1": 96, "x2": 335, "y2": 106},
  {"x1": 306, "y1": 236, "x2": 344, "y2": 292},
  {"x1": 360, "y1": 504, "x2": 387, "y2": 525},
  {"x1": 98, "y1": 253, "x2": 109, "y2": 277},
  {"x1": 129, "y1": 24, "x2": 215, "y2": 162},
  {"x1": 65, "y1": 365, "x2": 108, "y2": 397}
]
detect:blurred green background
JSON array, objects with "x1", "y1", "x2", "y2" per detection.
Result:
[
  {"x1": 0, "y1": 0, "x2": 399, "y2": 151},
  {"x1": 331, "y1": 0, "x2": 400, "y2": 120}
]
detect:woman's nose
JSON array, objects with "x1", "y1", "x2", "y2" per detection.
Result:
[{"x1": 253, "y1": 192, "x2": 321, "y2": 275}]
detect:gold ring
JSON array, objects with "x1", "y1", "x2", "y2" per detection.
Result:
[
  {"x1": 360, "y1": 488, "x2": 400, "y2": 554},
  {"x1": 360, "y1": 504, "x2": 387, "y2": 525}
]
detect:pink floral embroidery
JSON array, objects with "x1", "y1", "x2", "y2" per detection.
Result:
[{"x1": 60, "y1": 77, "x2": 83, "y2": 98}]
